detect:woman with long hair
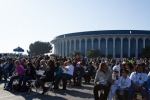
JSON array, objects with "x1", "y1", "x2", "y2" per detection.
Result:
[
  {"x1": 36, "y1": 60, "x2": 55, "y2": 95},
  {"x1": 93, "y1": 63, "x2": 112, "y2": 100}
]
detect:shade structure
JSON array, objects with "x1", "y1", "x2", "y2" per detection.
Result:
[{"x1": 13, "y1": 46, "x2": 24, "y2": 52}]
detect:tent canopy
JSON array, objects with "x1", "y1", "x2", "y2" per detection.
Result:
[{"x1": 13, "y1": 46, "x2": 24, "y2": 52}]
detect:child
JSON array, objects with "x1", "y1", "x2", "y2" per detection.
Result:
[
  {"x1": 107, "y1": 70, "x2": 119, "y2": 100},
  {"x1": 116, "y1": 70, "x2": 131, "y2": 100}
]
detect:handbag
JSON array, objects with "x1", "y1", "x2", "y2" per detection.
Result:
[{"x1": 13, "y1": 84, "x2": 18, "y2": 90}]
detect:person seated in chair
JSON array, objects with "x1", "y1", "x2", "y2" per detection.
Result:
[
  {"x1": 127, "y1": 63, "x2": 148, "y2": 100},
  {"x1": 83, "y1": 62, "x2": 95, "y2": 84},
  {"x1": 36, "y1": 59, "x2": 47, "y2": 80},
  {"x1": 6, "y1": 60, "x2": 25, "y2": 90},
  {"x1": 18, "y1": 62, "x2": 36, "y2": 92},
  {"x1": 74, "y1": 62, "x2": 84, "y2": 86},
  {"x1": 54, "y1": 61, "x2": 62, "y2": 77},
  {"x1": 116, "y1": 69, "x2": 131, "y2": 100},
  {"x1": 3, "y1": 58, "x2": 14, "y2": 81},
  {"x1": 54, "y1": 60, "x2": 74, "y2": 90},
  {"x1": 35, "y1": 59, "x2": 55, "y2": 95},
  {"x1": 93, "y1": 63, "x2": 112, "y2": 100},
  {"x1": 107, "y1": 70, "x2": 119, "y2": 100}
]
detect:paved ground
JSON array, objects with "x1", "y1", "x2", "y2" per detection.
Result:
[{"x1": 0, "y1": 81, "x2": 94, "y2": 100}]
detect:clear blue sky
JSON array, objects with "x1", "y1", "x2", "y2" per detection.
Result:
[{"x1": 0, "y1": 0, "x2": 150, "y2": 54}]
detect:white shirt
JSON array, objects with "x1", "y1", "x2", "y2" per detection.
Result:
[
  {"x1": 118, "y1": 76, "x2": 131, "y2": 89},
  {"x1": 63, "y1": 64, "x2": 74, "y2": 76},
  {"x1": 130, "y1": 72, "x2": 148, "y2": 85}
]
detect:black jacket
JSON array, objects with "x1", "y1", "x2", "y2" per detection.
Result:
[
  {"x1": 86, "y1": 65, "x2": 95, "y2": 76},
  {"x1": 43, "y1": 66, "x2": 54, "y2": 81},
  {"x1": 77, "y1": 67, "x2": 84, "y2": 75},
  {"x1": 25, "y1": 67, "x2": 36, "y2": 77}
]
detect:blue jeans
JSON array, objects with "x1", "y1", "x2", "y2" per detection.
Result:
[
  {"x1": 128, "y1": 85, "x2": 147, "y2": 100},
  {"x1": 4, "y1": 70, "x2": 10, "y2": 80},
  {"x1": 7, "y1": 75, "x2": 21, "y2": 88},
  {"x1": 18, "y1": 76, "x2": 34, "y2": 91}
]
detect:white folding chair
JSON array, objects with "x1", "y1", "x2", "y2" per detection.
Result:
[
  {"x1": 28, "y1": 80, "x2": 38, "y2": 92},
  {"x1": 44, "y1": 82, "x2": 57, "y2": 96}
]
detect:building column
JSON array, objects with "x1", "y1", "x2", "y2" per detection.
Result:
[
  {"x1": 74, "y1": 39, "x2": 76, "y2": 51},
  {"x1": 65, "y1": 41, "x2": 68, "y2": 57},
  {"x1": 128, "y1": 38, "x2": 130, "y2": 58},
  {"x1": 91, "y1": 38, "x2": 94, "y2": 50},
  {"x1": 121, "y1": 38, "x2": 123, "y2": 58},
  {"x1": 85, "y1": 38, "x2": 87, "y2": 56},
  {"x1": 62, "y1": 41, "x2": 64, "y2": 57},
  {"x1": 136, "y1": 38, "x2": 138, "y2": 59},
  {"x1": 143, "y1": 38, "x2": 145, "y2": 48},
  {"x1": 113, "y1": 38, "x2": 115, "y2": 58},
  {"x1": 98, "y1": 38, "x2": 100, "y2": 50},
  {"x1": 79, "y1": 39, "x2": 81, "y2": 53},
  {"x1": 60, "y1": 42, "x2": 62, "y2": 56},
  {"x1": 69, "y1": 40, "x2": 72, "y2": 53},
  {"x1": 54, "y1": 43, "x2": 56, "y2": 54},
  {"x1": 56, "y1": 42, "x2": 58, "y2": 55},
  {"x1": 106, "y1": 38, "x2": 108, "y2": 57}
]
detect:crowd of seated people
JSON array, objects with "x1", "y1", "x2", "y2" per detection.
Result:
[
  {"x1": 94, "y1": 58, "x2": 150, "y2": 100},
  {"x1": 1, "y1": 53, "x2": 150, "y2": 100}
]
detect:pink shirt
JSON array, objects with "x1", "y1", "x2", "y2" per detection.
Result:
[{"x1": 16, "y1": 65, "x2": 25, "y2": 75}]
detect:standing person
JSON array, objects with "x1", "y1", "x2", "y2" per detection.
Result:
[
  {"x1": 6, "y1": 60, "x2": 25, "y2": 90},
  {"x1": 127, "y1": 63, "x2": 148, "y2": 100},
  {"x1": 116, "y1": 70, "x2": 131, "y2": 100},
  {"x1": 54, "y1": 60, "x2": 74, "y2": 90},
  {"x1": 93, "y1": 63, "x2": 112, "y2": 100}
]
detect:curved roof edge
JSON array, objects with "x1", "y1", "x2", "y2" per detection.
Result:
[{"x1": 54, "y1": 30, "x2": 150, "y2": 40}]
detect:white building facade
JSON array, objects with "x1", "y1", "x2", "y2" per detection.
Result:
[{"x1": 51, "y1": 30, "x2": 150, "y2": 58}]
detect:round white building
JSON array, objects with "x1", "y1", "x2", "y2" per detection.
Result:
[{"x1": 51, "y1": 30, "x2": 150, "y2": 58}]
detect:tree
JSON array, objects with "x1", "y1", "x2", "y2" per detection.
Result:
[
  {"x1": 68, "y1": 52, "x2": 73, "y2": 57},
  {"x1": 28, "y1": 41, "x2": 53, "y2": 55},
  {"x1": 142, "y1": 46, "x2": 150, "y2": 58},
  {"x1": 50, "y1": 54, "x2": 59, "y2": 57},
  {"x1": 73, "y1": 50, "x2": 81, "y2": 57},
  {"x1": 86, "y1": 49, "x2": 101, "y2": 58}
]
